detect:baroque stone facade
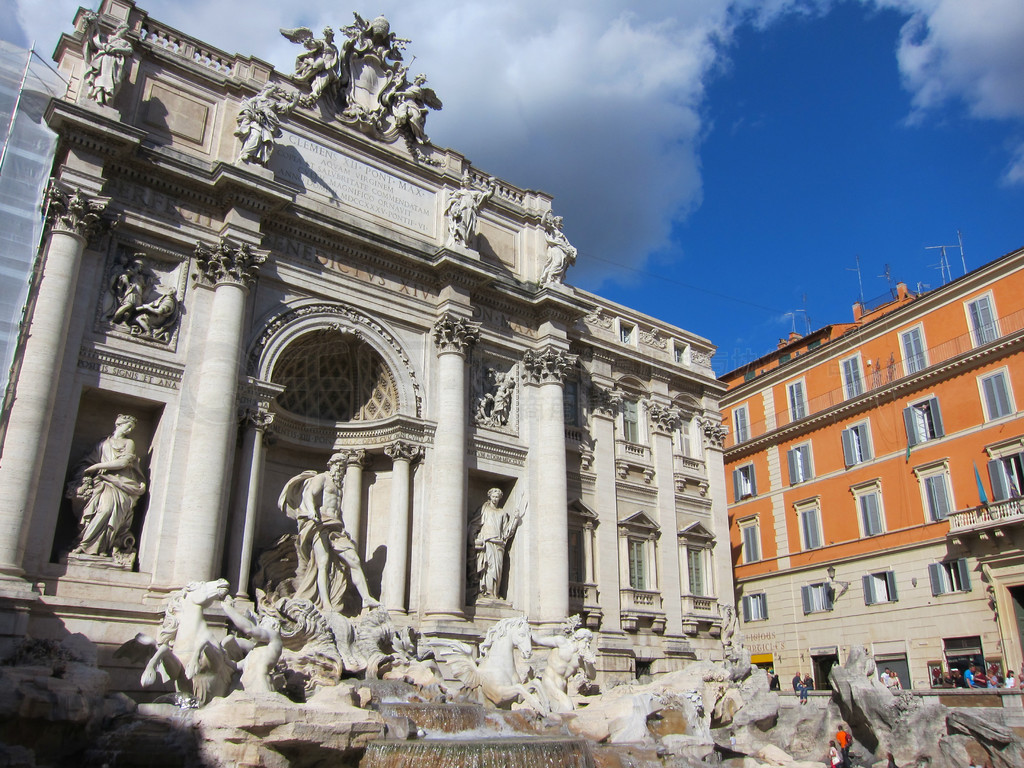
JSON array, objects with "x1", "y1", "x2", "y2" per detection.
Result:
[{"x1": 0, "y1": 0, "x2": 730, "y2": 687}]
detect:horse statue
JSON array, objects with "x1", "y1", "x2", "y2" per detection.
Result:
[
  {"x1": 115, "y1": 578, "x2": 238, "y2": 706},
  {"x1": 431, "y1": 616, "x2": 545, "y2": 711}
]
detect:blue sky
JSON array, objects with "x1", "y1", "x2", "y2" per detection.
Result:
[{"x1": 5, "y1": 0, "x2": 1023, "y2": 375}]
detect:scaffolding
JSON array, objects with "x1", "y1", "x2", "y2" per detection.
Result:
[{"x1": 0, "y1": 40, "x2": 66, "y2": 425}]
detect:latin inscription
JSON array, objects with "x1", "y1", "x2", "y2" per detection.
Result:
[{"x1": 270, "y1": 132, "x2": 436, "y2": 237}]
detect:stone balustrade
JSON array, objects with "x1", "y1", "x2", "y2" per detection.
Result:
[{"x1": 947, "y1": 497, "x2": 1024, "y2": 533}]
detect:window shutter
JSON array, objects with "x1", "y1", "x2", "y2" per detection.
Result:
[
  {"x1": 928, "y1": 563, "x2": 942, "y2": 596},
  {"x1": 733, "y1": 469, "x2": 742, "y2": 502},
  {"x1": 862, "y1": 574, "x2": 875, "y2": 605},
  {"x1": 741, "y1": 595, "x2": 751, "y2": 623},
  {"x1": 749, "y1": 470, "x2": 757, "y2": 497},
  {"x1": 801, "y1": 585, "x2": 812, "y2": 615},
  {"x1": 957, "y1": 559, "x2": 971, "y2": 591},
  {"x1": 788, "y1": 449, "x2": 797, "y2": 485},
  {"x1": 842, "y1": 429, "x2": 855, "y2": 467},
  {"x1": 824, "y1": 584, "x2": 835, "y2": 610},
  {"x1": 858, "y1": 425, "x2": 871, "y2": 460},
  {"x1": 885, "y1": 571, "x2": 898, "y2": 602},
  {"x1": 988, "y1": 459, "x2": 1010, "y2": 501},
  {"x1": 903, "y1": 407, "x2": 919, "y2": 447},
  {"x1": 929, "y1": 397, "x2": 944, "y2": 437}
]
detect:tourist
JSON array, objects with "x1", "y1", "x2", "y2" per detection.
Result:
[
  {"x1": 1005, "y1": 670, "x2": 1017, "y2": 688},
  {"x1": 799, "y1": 674, "x2": 811, "y2": 704},
  {"x1": 963, "y1": 664, "x2": 976, "y2": 688},
  {"x1": 835, "y1": 726, "x2": 851, "y2": 768},
  {"x1": 792, "y1": 672, "x2": 802, "y2": 694},
  {"x1": 768, "y1": 669, "x2": 781, "y2": 691},
  {"x1": 828, "y1": 740, "x2": 842, "y2": 768},
  {"x1": 973, "y1": 666, "x2": 988, "y2": 687},
  {"x1": 880, "y1": 667, "x2": 892, "y2": 688}
]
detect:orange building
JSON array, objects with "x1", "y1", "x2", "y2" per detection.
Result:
[{"x1": 721, "y1": 246, "x2": 1024, "y2": 689}]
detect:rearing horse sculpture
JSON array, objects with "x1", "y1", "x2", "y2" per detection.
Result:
[{"x1": 432, "y1": 616, "x2": 545, "y2": 711}]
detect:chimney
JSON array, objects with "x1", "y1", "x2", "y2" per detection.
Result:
[
  {"x1": 789, "y1": 331, "x2": 802, "y2": 343},
  {"x1": 897, "y1": 281, "x2": 909, "y2": 301},
  {"x1": 852, "y1": 302, "x2": 864, "y2": 322}
]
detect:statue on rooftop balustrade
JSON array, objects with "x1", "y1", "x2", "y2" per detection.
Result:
[{"x1": 81, "y1": 12, "x2": 134, "y2": 107}]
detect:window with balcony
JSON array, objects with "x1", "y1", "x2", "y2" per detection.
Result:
[
  {"x1": 904, "y1": 397, "x2": 944, "y2": 446},
  {"x1": 568, "y1": 528, "x2": 585, "y2": 583},
  {"x1": 563, "y1": 380, "x2": 580, "y2": 427},
  {"x1": 841, "y1": 355, "x2": 864, "y2": 399},
  {"x1": 801, "y1": 582, "x2": 834, "y2": 614},
  {"x1": 796, "y1": 500, "x2": 823, "y2": 550},
  {"x1": 733, "y1": 405, "x2": 750, "y2": 443},
  {"x1": 841, "y1": 422, "x2": 872, "y2": 467},
  {"x1": 741, "y1": 592, "x2": 768, "y2": 622},
  {"x1": 928, "y1": 559, "x2": 972, "y2": 595},
  {"x1": 740, "y1": 518, "x2": 761, "y2": 564},
  {"x1": 676, "y1": 417, "x2": 701, "y2": 458},
  {"x1": 621, "y1": 398, "x2": 640, "y2": 443},
  {"x1": 901, "y1": 326, "x2": 927, "y2": 374},
  {"x1": 980, "y1": 370, "x2": 1014, "y2": 421},
  {"x1": 733, "y1": 464, "x2": 757, "y2": 501},
  {"x1": 686, "y1": 547, "x2": 706, "y2": 597},
  {"x1": 852, "y1": 482, "x2": 885, "y2": 537},
  {"x1": 627, "y1": 538, "x2": 646, "y2": 590},
  {"x1": 863, "y1": 571, "x2": 898, "y2": 605},
  {"x1": 967, "y1": 294, "x2": 998, "y2": 346},
  {"x1": 987, "y1": 452, "x2": 1024, "y2": 501},
  {"x1": 788, "y1": 379, "x2": 808, "y2": 421},
  {"x1": 787, "y1": 443, "x2": 813, "y2": 484}
]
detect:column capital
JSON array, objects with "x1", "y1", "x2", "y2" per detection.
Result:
[
  {"x1": 241, "y1": 406, "x2": 275, "y2": 432},
  {"x1": 432, "y1": 314, "x2": 479, "y2": 356},
  {"x1": 45, "y1": 182, "x2": 108, "y2": 241},
  {"x1": 521, "y1": 346, "x2": 577, "y2": 386},
  {"x1": 697, "y1": 416, "x2": 728, "y2": 449},
  {"x1": 335, "y1": 448, "x2": 368, "y2": 468},
  {"x1": 194, "y1": 238, "x2": 267, "y2": 288},
  {"x1": 385, "y1": 440, "x2": 423, "y2": 464},
  {"x1": 590, "y1": 384, "x2": 622, "y2": 417},
  {"x1": 647, "y1": 402, "x2": 681, "y2": 435}
]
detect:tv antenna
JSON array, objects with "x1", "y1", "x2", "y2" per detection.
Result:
[
  {"x1": 925, "y1": 231, "x2": 966, "y2": 279},
  {"x1": 846, "y1": 255, "x2": 864, "y2": 305},
  {"x1": 877, "y1": 263, "x2": 895, "y2": 297}
]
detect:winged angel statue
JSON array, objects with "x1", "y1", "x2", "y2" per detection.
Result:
[{"x1": 280, "y1": 13, "x2": 442, "y2": 153}]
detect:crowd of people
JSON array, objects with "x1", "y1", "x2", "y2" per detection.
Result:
[{"x1": 931, "y1": 662, "x2": 1019, "y2": 688}]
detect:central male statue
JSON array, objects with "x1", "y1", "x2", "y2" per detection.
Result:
[{"x1": 278, "y1": 454, "x2": 379, "y2": 613}]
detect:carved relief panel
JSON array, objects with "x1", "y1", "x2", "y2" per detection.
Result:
[
  {"x1": 98, "y1": 247, "x2": 186, "y2": 347},
  {"x1": 471, "y1": 353, "x2": 519, "y2": 435}
]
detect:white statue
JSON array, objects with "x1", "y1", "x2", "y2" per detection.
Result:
[
  {"x1": 532, "y1": 617, "x2": 596, "y2": 713},
  {"x1": 107, "y1": 256, "x2": 180, "y2": 341},
  {"x1": 66, "y1": 414, "x2": 146, "y2": 560},
  {"x1": 278, "y1": 454, "x2": 380, "y2": 615},
  {"x1": 540, "y1": 211, "x2": 577, "y2": 286},
  {"x1": 469, "y1": 488, "x2": 524, "y2": 599},
  {"x1": 390, "y1": 73, "x2": 442, "y2": 145},
  {"x1": 280, "y1": 26, "x2": 340, "y2": 108},
  {"x1": 221, "y1": 596, "x2": 283, "y2": 695},
  {"x1": 235, "y1": 84, "x2": 298, "y2": 165},
  {"x1": 81, "y1": 13, "x2": 134, "y2": 107},
  {"x1": 115, "y1": 579, "x2": 236, "y2": 706},
  {"x1": 431, "y1": 617, "x2": 545, "y2": 711},
  {"x1": 475, "y1": 366, "x2": 516, "y2": 428},
  {"x1": 445, "y1": 174, "x2": 496, "y2": 249}
]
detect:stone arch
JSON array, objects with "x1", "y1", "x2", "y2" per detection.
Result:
[{"x1": 248, "y1": 301, "x2": 422, "y2": 419}]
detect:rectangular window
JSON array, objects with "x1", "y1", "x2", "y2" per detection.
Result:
[
  {"x1": 967, "y1": 295, "x2": 998, "y2": 346},
  {"x1": 568, "y1": 529, "x2": 585, "y2": 583},
  {"x1": 622, "y1": 398, "x2": 640, "y2": 443},
  {"x1": 859, "y1": 490, "x2": 884, "y2": 537},
  {"x1": 981, "y1": 371, "x2": 1013, "y2": 420},
  {"x1": 787, "y1": 443, "x2": 813, "y2": 484},
  {"x1": 842, "y1": 356, "x2": 864, "y2": 399},
  {"x1": 733, "y1": 464, "x2": 757, "y2": 501},
  {"x1": 903, "y1": 397, "x2": 944, "y2": 446},
  {"x1": 788, "y1": 380, "x2": 808, "y2": 421},
  {"x1": 733, "y1": 406, "x2": 750, "y2": 443},
  {"x1": 923, "y1": 473, "x2": 952, "y2": 521},
  {"x1": 801, "y1": 583, "x2": 834, "y2": 614},
  {"x1": 841, "y1": 423, "x2": 872, "y2": 467},
  {"x1": 563, "y1": 381, "x2": 580, "y2": 427},
  {"x1": 863, "y1": 571, "x2": 898, "y2": 605},
  {"x1": 620, "y1": 322, "x2": 635, "y2": 345},
  {"x1": 901, "y1": 327, "x2": 927, "y2": 374},
  {"x1": 740, "y1": 519, "x2": 761, "y2": 564},
  {"x1": 627, "y1": 538, "x2": 646, "y2": 590},
  {"x1": 798, "y1": 503, "x2": 823, "y2": 550},
  {"x1": 674, "y1": 343, "x2": 688, "y2": 365},
  {"x1": 987, "y1": 453, "x2": 1024, "y2": 501},
  {"x1": 686, "y1": 547, "x2": 705, "y2": 596},
  {"x1": 741, "y1": 593, "x2": 767, "y2": 622},
  {"x1": 929, "y1": 559, "x2": 972, "y2": 596}
]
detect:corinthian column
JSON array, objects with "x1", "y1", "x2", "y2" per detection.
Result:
[
  {"x1": 382, "y1": 441, "x2": 422, "y2": 611},
  {"x1": 424, "y1": 314, "x2": 478, "y2": 619},
  {"x1": 340, "y1": 449, "x2": 368, "y2": 550},
  {"x1": 0, "y1": 184, "x2": 107, "y2": 579},
  {"x1": 174, "y1": 240, "x2": 267, "y2": 584},
  {"x1": 648, "y1": 401, "x2": 684, "y2": 636},
  {"x1": 228, "y1": 408, "x2": 274, "y2": 599},
  {"x1": 590, "y1": 385, "x2": 622, "y2": 631},
  {"x1": 522, "y1": 345, "x2": 576, "y2": 625}
]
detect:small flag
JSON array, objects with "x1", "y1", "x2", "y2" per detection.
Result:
[
  {"x1": 905, "y1": 441, "x2": 912, "y2": 463},
  {"x1": 974, "y1": 462, "x2": 989, "y2": 505}
]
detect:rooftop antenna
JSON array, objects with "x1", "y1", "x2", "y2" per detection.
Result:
[
  {"x1": 846, "y1": 255, "x2": 865, "y2": 305},
  {"x1": 926, "y1": 232, "x2": 966, "y2": 278},
  {"x1": 926, "y1": 247, "x2": 951, "y2": 284},
  {"x1": 877, "y1": 263, "x2": 896, "y2": 298}
]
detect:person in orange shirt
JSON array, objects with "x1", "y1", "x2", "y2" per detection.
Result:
[{"x1": 835, "y1": 726, "x2": 852, "y2": 767}]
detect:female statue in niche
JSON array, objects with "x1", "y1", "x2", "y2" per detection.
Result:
[{"x1": 67, "y1": 414, "x2": 147, "y2": 559}]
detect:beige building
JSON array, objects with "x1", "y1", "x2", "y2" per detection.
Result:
[{"x1": 0, "y1": 0, "x2": 732, "y2": 688}]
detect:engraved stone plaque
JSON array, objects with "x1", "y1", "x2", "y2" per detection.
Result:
[{"x1": 269, "y1": 131, "x2": 437, "y2": 238}]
